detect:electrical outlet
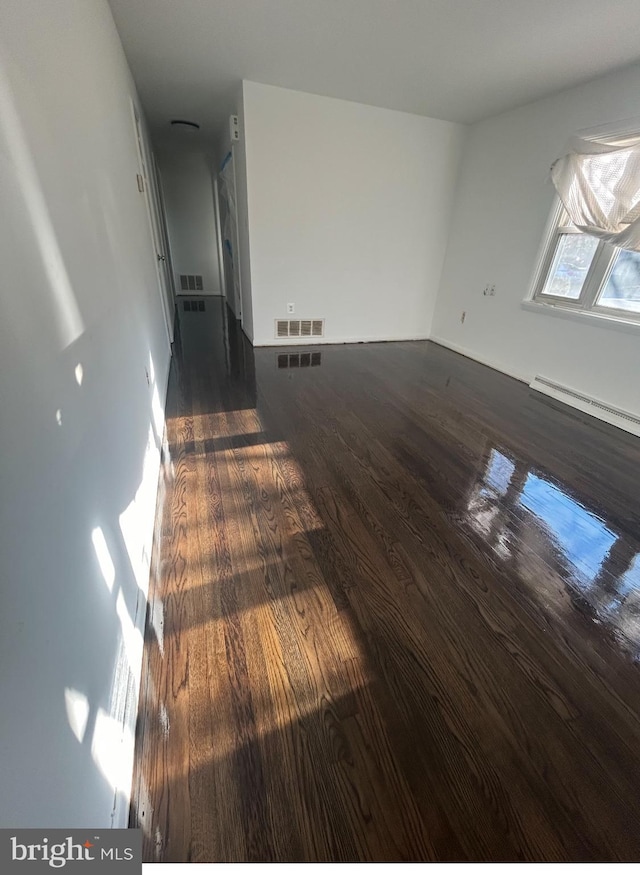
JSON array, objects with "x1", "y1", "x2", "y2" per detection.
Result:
[
  {"x1": 461, "y1": 311, "x2": 466, "y2": 323},
  {"x1": 287, "y1": 303, "x2": 295, "y2": 314},
  {"x1": 483, "y1": 284, "x2": 496, "y2": 296}
]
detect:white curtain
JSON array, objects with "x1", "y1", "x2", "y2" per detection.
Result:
[{"x1": 550, "y1": 136, "x2": 640, "y2": 252}]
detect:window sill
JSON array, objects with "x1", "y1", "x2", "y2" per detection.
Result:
[{"x1": 521, "y1": 299, "x2": 640, "y2": 336}]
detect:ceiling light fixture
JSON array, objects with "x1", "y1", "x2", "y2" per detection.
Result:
[{"x1": 170, "y1": 119, "x2": 200, "y2": 131}]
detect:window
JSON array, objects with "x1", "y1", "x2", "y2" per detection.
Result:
[
  {"x1": 532, "y1": 205, "x2": 640, "y2": 319},
  {"x1": 530, "y1": 124, "x2": 640, "y2": 323}
]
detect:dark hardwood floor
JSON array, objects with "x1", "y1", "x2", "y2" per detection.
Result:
[{"x1": 130, "y1": 297, "x2": 640, "y2": 861}]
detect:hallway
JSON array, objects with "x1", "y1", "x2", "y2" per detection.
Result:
[{"x1": 131, "y1": 299, "x2": 640, "y2": 862}]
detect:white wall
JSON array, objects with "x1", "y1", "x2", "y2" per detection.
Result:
[
  {"x1": 156, "y1": 147, "x2": 221, "y2": 294},
  {"x1": 240, "y1": 81, "x2": 466, "y2": 346},
  {"x1": 0, "y1": 0, "x2": 170, "y2": 827},
  {"x1": 432, "y1": 63, "x2": 640, "y2": 416}
]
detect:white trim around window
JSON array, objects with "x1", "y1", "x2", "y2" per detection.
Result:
[
  {"x1": 527, "y1": 215, "x2": 640, "y2": 327},
  {"x1": 525, "y1": 122, "x2": 640, "y2": 328}
]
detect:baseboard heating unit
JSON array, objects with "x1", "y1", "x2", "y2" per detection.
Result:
[{"x1": 529, "y1": 375, "x2": 640, "y2": 439}]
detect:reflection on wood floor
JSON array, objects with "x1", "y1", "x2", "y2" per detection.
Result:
[{"x1": 130, "y1": 298, "x2": 640, "y2": 861}]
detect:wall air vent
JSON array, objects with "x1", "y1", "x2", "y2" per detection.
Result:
[
  {"x1": 529, "y1": 375, "x2": 640, "y2": 438},
  {"x1": 180, "y1": 274, "x2": 204, "y2": 292},
  {"x1": 275, "y1": 319, "x2": 325, "y2": 339}
]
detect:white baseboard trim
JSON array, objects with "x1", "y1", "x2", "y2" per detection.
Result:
[
  {"x1": 428, "y1": 336, "x2": 531, "y2": 384},
  {"x1": 530, "y1": 375, "x2": 640, "y2": 438},
  {"x1": 431, "y1": 335, "x2": 640, "y2": 439},
  {"x1": 254, "y1": 333, "x2": 430, "y2": 347}
]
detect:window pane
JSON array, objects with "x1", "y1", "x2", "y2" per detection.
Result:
[
  {"x1": 597, "y1": 249, "x2": 640, "y2": 313},
  {"x1": 541, "y1": 233, "x2": 599, "y2": 299}
]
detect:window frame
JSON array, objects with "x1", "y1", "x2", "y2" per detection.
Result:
[
  {"x1": 527, "y1": 123, "x2": 640, "y2": 325},
  {"x1": 531, "y1": 210, "x2": 640, "y2": 322}
]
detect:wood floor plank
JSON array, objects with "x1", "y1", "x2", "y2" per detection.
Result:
[
  {"x1": 280, "y1": 392, "x2": 640, "y2": 859},
  {"x1": 130, "y1": 300, "x2": 640, "y2": 861}
]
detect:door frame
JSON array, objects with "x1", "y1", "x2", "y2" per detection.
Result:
[
  {"x1": 212, "y1": 174, "x2": 227, "y2": 302},
  {"x1": 130, "y1": 101, "x2": 174, "y2": 347},
  {"x1": 151, "y1": 153, "x2": 177, "y2": 323},
  {"x1": 218, "y1": 150, "x2": 243, "y2": 321}
]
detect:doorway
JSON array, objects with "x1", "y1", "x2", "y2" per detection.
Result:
[
  {"x1": 131, "y1": 102, "x2": 175, "y2": 345},
  {"x1": 217, "y1": 150, "x2": 243, "y2": 321}
]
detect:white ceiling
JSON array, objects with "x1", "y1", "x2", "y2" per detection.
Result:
[{"x1": 108, "y1": 0, "x2": 640, "y2": 146}]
